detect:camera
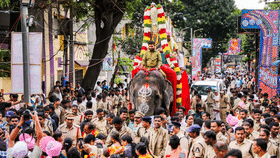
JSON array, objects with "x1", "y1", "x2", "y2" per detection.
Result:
[
  {"x1": 23, "y1": 109, "x2": 32, "y2": 120},
  {"x1": 168, "y1": 124, "x2": 174, "y2": 134},
  {"x1": 78, "y1": 139, "x2": 84, "y2": 149}
]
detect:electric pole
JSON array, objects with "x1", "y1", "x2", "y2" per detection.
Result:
[{"x1": 21, "y1": 0, "x2": 32, "y2": 104}]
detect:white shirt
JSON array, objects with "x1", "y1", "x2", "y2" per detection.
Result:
[{"x1": 177, "y1": 53, "x2": 184, "y2": 68}]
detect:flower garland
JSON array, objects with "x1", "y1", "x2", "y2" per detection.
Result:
[{"x1": 133, "y1": 4, "x2": 182, "y2": 106}]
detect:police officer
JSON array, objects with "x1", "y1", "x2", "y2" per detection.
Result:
[
  {"x1": 204, "y1": 130, "x2": 217, "y2": 158},
  {"x1": 132, "y1": 111, "x2": 144, "y2": 133},
  {"x1": 135, "y1": 116, "x2": 152, "y2": 143},
  {"x1": 92, "y1": 109, "x2": 107, "y2": 136},
  {"x1": 57, "y1": 113, "x2": 82, "y2": 147},
  {"x1": 252, "y1": 138, "x2": 271, "y2": 158},
  {"x1": 164, "y1": 121, "x2": 189, "y2": 157},
  {"x1": 210, "y1": 120, "x2": 229, "y2": 144},
  {"x1": 258, "y1": 129, "x2": 279, "y2": 157},
  {"x1": 228, "y1": 127, "x2": 254, "y2": 158},
  {"x1": 206, "y1": 87, "x2": 215, "y2": 119},
  {"x1": 105, "y1": 116, "x2": 134, "y2": 147},
  {"x1": 219, "y1": 91, "x2": 229, "y2": 123},
  {"x1": 187, "y1": 124, "x2": 206, "y2": 158},
  {"x1": 71, "y1": 105, "x2": 83, "y2": 126}
]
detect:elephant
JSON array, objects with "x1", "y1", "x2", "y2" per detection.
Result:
[{"x1": 129, "y1": 70, "x2": 173, "y2": 116}]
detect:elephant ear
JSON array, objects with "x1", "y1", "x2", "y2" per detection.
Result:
[{"x1": 162, "y1": 80, "x2": 173, "y2": 110}]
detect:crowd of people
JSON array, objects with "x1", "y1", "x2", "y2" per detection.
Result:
[{"x1": 0, "y1": 72, "x2": 279, "y2": 158}]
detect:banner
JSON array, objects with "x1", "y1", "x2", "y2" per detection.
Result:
[
  {"x1": 215, "y1": 55, "x2": 221, "y2": 73},
  {"x1": 192, "y1": 38, "x2": 212, "y2": 80},
  {"x1": 11, "y1": 32, "x2": 42, "y2": 94},
  {"x1": 224, "y1": 38, "x2": 241, "y2": 55},
  {"x1": 241, "y1": 10, "x2": 279, "y2": 97},
  {"x1": 102, "y1": 58, "x2": 112, "y2": 71}
]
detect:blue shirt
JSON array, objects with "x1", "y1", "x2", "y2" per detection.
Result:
[
  {"x1": 128, "y1": 120, "x2": 134, "y2": 130},
  {"x1": 123, "y1": 144, "x2": 133, "y2": 158}
]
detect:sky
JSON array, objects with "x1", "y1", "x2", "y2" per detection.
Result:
[{"x1": 235, "y1": 0, "x2": 266, "y2": 10}]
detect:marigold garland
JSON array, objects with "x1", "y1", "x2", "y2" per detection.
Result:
[{"x1": 133, "y1": 3, "x2": 182, "y2": 107}]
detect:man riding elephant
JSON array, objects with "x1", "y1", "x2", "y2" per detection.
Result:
[{"x1": 140, "y1": 40, "x2": 166, "y2": 77}]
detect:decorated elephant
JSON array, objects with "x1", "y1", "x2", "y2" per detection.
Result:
[{"x1": 129, "y1": 70, "x2": 173, "y2": 116}]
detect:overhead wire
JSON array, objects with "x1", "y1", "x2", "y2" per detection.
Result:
[{"x1": 0, "y1": 14, "x2": 21, "y2": 49}]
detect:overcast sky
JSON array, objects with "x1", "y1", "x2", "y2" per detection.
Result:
[{"x1": 235, "y1": 0, "x2": 266, "y2": 9}]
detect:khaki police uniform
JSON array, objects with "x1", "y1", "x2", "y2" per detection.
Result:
[
  {"x1": 205, "y1": 144, "x2": 216, "y2": 158},
  {"x1": 164, "y1": 132, "x2": 189, "y2": 157},
  {"x1": 254, "y1": 120, "x2": 261, "y2": 132},
  {"x1": 118, "y1": 95, "x2": 124, "y2": 106},
  {"x1": 41, "y1": 119, "x2": 53, "y2": 135},
  {"x1": 78, "y1": 104, "x2": 86, "y2": 113},
  {"x1": 191, "y1": 96, "x2": 197, "y2": 110},
  {"x1": 196, "y1": 100, "x2": 207, "y2": 112},
  {"x1": 57, "y1": 123, "x2": 82, "y2": 147},
  {"x1": 219, "y1": 95, "x2": 229, "y2": 123},
  {"x1": 113, "y1": 95, "x2": 119, "y2": 115},
  {"x1": 72, "y1": 113, "x2": 83, "y2": 126},
  {"x1": 206, "y1": 91, "x2": 215, "y2": 118},
  {"x1": 148, "y1": 127, "x2": 169, "y2": 158},
  {"x1": 229, "y1": 139, "x2": 254, "y2": 158},
  {"x1": 266, "y1": 141, "x2": 279, "y2": 157},
  {"x1": 105, "y1": 125, "x2": 135, "y2": 147},
  {"x1": 181, "y1": 123, "x2": 191, "y2": 136},
  {"x1": 98, "y1": 101, "x2": 109, "y2": 112},
  {"x1": 55, "y1": 106, "x2": 66, "y2": 125},
  {"x1": 270, "y1": 135, "x2": 280, "y2": 147},
  {"x1": 247, "y1": 130, "x2": 259, "y2": 141},
  {"x1": 135, "y1": 126, "x2": 152, "y2": 144},
  {"x1": 107, "y1": 121, "x2": 114, "y2": 134},
  {"x1": 122, "y1": 96, "x2": 129, "y2": 110},
  {"x1": 188, "y1": 135, "x2": 206, "y2": 158},
  {"x1": 92, "y1": 118, "x2": 107, "y2": 136},
  {"x1": 245, "y1": 102, "x2": 253, "y2": 114},
  {"x1": 132, "y1": 122, "x2": 142, "y2": 133},
  {"x1": 237, "y1": 118, "x2": 245, "y2": 127},
  {"x1": 217, "y1": 132, "x2": 229, "y2": 145}
]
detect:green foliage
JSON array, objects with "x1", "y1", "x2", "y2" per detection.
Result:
[
  {"x1": 0, "y1": 0, "x2": 20, "y2": 10},
  {"x1": 118, "y1": 57, "x2": 133, "y2": 74},
  {"x1": 240, "y1": 34, "x2": 255, "y2": 56},
  {"x1": 0, "y1": 49, "x2": 11, "y2": 77},
  {"x1": 0, "y1": 0, "x2": 11, "y2": 8},
  {"x1": 174, "y1": 0, "x2": 238, "y2": 67},
  {"x1": 121, "y1": 30, "x2": 143, "y2": 56},
  {"x1": 114, "y1": 76, "x2": 123, "y2": 84}
]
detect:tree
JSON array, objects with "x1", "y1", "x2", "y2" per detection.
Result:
[
  {"x1": 2, "y1": 0, "x2": 138, "y2": 89},
  {"x1": 0, "y1": 49, "x2": 11, "y2": 77},
  {"x1": 174, "y1": 0, "x2": 238, "y2": 68},
  {"x1": 81, "y1": 0, "x2": 138, "y2": 89},
  {"x1": 240, "y1": 34, "x2": 256, "y2": 71}
]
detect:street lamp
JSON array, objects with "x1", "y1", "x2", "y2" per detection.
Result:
[
  {"x1": 21, "y1": 0, "x2": 35, "y2": 104},
  {"x1": 21, "y1": 0, "x2": 35, "y2": 7},
  {"x1": 179, "y1": 27, "x2": 193, "y2": 53},
  {"x1": 193, "y1": 28, "x2": 203, "y2": 38}
]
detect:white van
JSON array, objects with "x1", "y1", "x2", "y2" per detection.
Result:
[{"x1": 191, "y1": 79, "x2": 225, "y2": 102}]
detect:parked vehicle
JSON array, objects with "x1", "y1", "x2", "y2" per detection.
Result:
[{"x1": 191, "y1": 79, "x2": 225, "y2": 101}]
